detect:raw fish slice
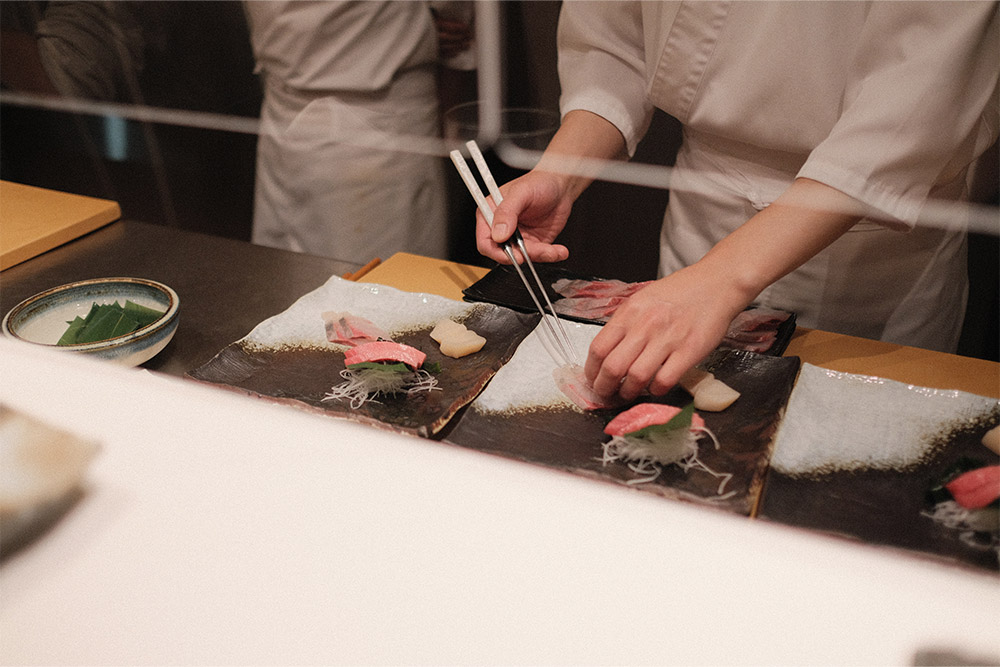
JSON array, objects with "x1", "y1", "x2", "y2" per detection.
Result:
[
  {"x1": 553, "y1": 278, "x2": 629, "y2": 298},
  {"x1": 623, "y1": 281, "x2": 655, "y2": 295},
  {"x1": 552, "y1": 277, "x2": 653, "y2": 299},
  {"x1": 945, "y1": 465, "x2": 1000, "y2": 509},
  {"x1": 322, "y1": 311, "x2": 392, "y2": 346},
  {"x1": 720, "y1": 307, "x2": 789, "y2": 353},
  {"x1": 725, "y1": 307, "x2": 790, "y2": 335},
  {"x1": 552, "y1": 295, "x2": 627, "y2": 322},
  {"x1": 553, "y1": 364, "x2": 624, "y2": 411},
  {"x1": 344, "y1": 340, "x2": 426, "y2": 369},
  {"x1": 724, "y1": 328, "x2": 778, "y2": 344},
  {"x1": 604, "y1": 403, "x2": 706, "y2": 436}
]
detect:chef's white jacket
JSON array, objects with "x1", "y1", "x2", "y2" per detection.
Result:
[
  {"x1": 245, "y1": 1, "x2": 448, "y2": 261},
  {"x1": 558, "y1": 1, "x2": 998, "y2": 351}
]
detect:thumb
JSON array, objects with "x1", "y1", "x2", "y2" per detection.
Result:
[{"x1": 490, "y1": 202, "x2": 517, "y2": 243}]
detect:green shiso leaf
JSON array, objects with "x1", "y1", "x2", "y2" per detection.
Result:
[
  {"x1": 56, "y1": 300, "x2": 164, "y2": 345},
  {"x1": 75, "y1": 305, "x2": 121, "y2": 343},
  {"x1": 627, "y1": 402, "x2": 695, "y2": 439},
  {"x1": 56, "y1": 316, "x2": 87, "y2": 346},
  {"x1": 81, "y1": 302, "x2": 103, "y2": 325},
  {"x1": 345, "y1": 361, "x2": 413, "y2": 374},
  {"x1": 124, "y1": 300, "x2": 164, "y2": 328}
]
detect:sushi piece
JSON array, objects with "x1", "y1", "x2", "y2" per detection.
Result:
[
  {"x1": 430, "y1": 319, "x2": 486, "y2": 359},
  {"x1": 601, "y1": 402, "x2": 730, "y2": 493},
  {"x1": 945, "y1": 465, "x2": 1000, "y2": 510},
  {"x1": 982, "y1": 425, "x2": 999, "y2": 454},
  {"x1": 553, "y1": 364, "x2": 625, "y2": 411},
  {"x1": 322, "y1": 311, "x2": 392, "y2": 347},
  {"x1": 678, "y1": 367, "x2": 741, "y2": 412},
  {"x1": 343, "y1": 340, "x2": 426, "y2": 369},
  {"x1": 323, "y1": 340, "x2": 437, "y2": 408}
]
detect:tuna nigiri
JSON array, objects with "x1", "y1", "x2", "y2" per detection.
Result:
[
  {"x1": 601, "y1": 402, "x2": 730, "y2": 493},
  {"x1": 323, "y1": 340, "x2": 438, "y2": 408}
]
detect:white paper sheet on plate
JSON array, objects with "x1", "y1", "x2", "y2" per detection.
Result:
[
  {"x1": 241, "y1": 275, "x2": 483, "y2": 349},
  {"x1": 771, "y1": 363, "x2": 999, "y2": 475}
]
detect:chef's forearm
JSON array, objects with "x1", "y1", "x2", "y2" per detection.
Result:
[
  {"x1": 699, "y1": 178, "x2": 863, "y2": 306},
  {"x1": 535, "y1": 109, "x2": 629, "y2": 202}
]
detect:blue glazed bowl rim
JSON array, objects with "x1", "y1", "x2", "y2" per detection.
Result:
[{"x1": 1, "y1": 277, "x2": 180, "y2": 352}]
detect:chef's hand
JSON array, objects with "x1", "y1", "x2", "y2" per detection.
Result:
[
  {"x1": 474, "y1": 110, "x2": 628, "y2": 265},
  {"x1": 585, "y1": 177, "x2": 864, "y2": 401},
  {"x1": 475, "y1": 169, "x2": 573, "y2": 265},
  {"x1": 585, "y1": 264, "x2": 748, "y2": 401}
]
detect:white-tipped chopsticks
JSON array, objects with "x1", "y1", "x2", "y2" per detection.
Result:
[{"x1": 450, "y1": 140, "x2": 579, "y2": 368}]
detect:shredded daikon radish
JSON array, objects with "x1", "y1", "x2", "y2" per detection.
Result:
[
  {"x1": 405, "y1": 370, "x2": 442, "y2": 397},
  {"x1": 600, "y1": 424, "x2": 732, "y2": 495},
  {"x1": 922, "y1": 500, "x2": 1000, "y2": 555},
  {"x1": 322, "y1": 367, "x2": 439, "y2": 409}
]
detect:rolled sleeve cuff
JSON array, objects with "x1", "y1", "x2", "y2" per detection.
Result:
[
  {"x1": 560, "y1": 90, "x2": 651, "y2": 158},
  {"x1": 797, "y1": 158, "x2": 922, "y2": 231}
]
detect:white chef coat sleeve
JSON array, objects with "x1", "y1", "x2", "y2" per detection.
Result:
[
  {"x1": 798, "y1": 2, "x2": 999, "y2": 229},
  {"x1": 557, "y1": 1, "x2": 654, "y2": 157}
]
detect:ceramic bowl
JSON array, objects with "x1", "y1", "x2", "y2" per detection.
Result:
[{"x1": 2, "y1": 277, "x2": 179, "y2": 367}]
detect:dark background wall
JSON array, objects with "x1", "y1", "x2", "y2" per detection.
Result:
[{"x1": 1, "y1": 1, "x2": 261, "y2": 241}]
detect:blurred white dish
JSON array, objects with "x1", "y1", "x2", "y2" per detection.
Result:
[{"x1": 0, "y1": 405, "x2": 99, "y2": 556}]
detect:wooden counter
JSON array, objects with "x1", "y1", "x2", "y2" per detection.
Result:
[{"x1": 0, "y1": 180, "x2": 120, "y2": 270}]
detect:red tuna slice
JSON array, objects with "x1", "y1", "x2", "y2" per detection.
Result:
[
  {"x1": 322, "y1": 311, "x2": 392, "y2": 346},
  {"x1": 604, "y1": 403, "x2": 706, "y2": 437},
  {"x1": 344, "y1": 340, "x2": 426, "y2": 369},
  {"x1": 945, "y1": 465, "x2": 1000, "y2": 509}
]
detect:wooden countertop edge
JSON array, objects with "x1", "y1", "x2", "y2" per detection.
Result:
[{"x1": 785, "y1": 328, "x2": 999, "y2": 399}]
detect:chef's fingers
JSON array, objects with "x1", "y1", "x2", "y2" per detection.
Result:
[
  {"x1": 474, "y1": 206, "x2": 511, "y2": 264},
  {"x1": 620, "y1": 340, "x2": 676, "y2": 401},
  {"x1": 517, "y1": 237, "x2": 569, "y2": 263},
  {"x1": 584, "y1": 322, "x2": 622, "y2": 386},
  {"x1": 489, "y1": 197, "x2": 520, "y2": 244},
  {"x1": 647, "y1": 346, "x2": 705, "y2": 397},
  {"x1": 586, "y1": 322, "x2": 643, "y2": 398}
]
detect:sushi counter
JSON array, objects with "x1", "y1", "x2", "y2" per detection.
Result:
[{"x1": 1, "y1": 218, "x2": 999, "y2": 665}]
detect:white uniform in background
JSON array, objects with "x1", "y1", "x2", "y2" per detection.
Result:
[
  {"x1": 245, "y1": 1, "x2": 448, "y2": 261},
  {"x1": 558, "y1": 1, "x2": 998, "y2": 352}
]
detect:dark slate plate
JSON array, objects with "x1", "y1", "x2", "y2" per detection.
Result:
[
  {"x1": 441, "y1": 349, "x2": 801, "y2": 516},
  {"x1": 759, "y1": 410, "x2": 1000, "y2": 572},
  {"x1": 758, "y1": 364, "x2": 1000, "y2": 572},
  {"x1": 463, "y1": 263, "x2": 796, "y2": 355},
  {"x1": 189, "y1": 281, "x2": 539, "y2": 437}
]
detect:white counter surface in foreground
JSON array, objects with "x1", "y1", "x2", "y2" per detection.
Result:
[{"x1": 1, "y1": 338, "x2": 997, "y2": 665}]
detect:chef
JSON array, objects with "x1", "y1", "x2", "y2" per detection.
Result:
[
  {"x1": 477, "y1": 1, "x2": 998, "y2": 401},
  {"x1": 246, "y1": 1, "x2": 471, "y2": 262}
]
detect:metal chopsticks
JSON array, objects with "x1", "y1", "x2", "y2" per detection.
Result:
[{"x1": 450, "y1": 140, "x2": 579, "y2": 368}]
